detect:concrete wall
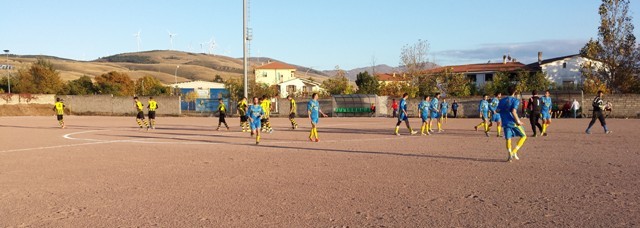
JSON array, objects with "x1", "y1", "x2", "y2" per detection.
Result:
[
  {"x1": 0, "y1": 94, "x2": 56, "y2": 105},
  {"x1": 578, "y1": 94, "x2": 640, "y2": 118},
  {"x1": 59, "y1": 95, "x2": 181, "y2": 116},
  {"x1": 276, "y1": 98, "x2": 334, "y2": 117}
]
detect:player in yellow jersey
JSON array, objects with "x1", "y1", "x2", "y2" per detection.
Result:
[
  {"x1": 147, "y1": 97, "x2": 158, "y2": 129},
  {"x1": 216, "y1": 98, "x2": 230, "y2": 131},
  {"x1": 287, "y1": 95, "x2": 298, "y2": 129},
  {"x1": 260, "y1": 95, "x2": 273, "y2": 133},
  {"x1": 133, "y1": 96, "x2": 149, "y2": 130},
  {"x1": 53, "y1": 97, "x2": 66, "y2": 129},
  {"x1": 237, "y1": 97, "x2": 249, "y2": 132}
]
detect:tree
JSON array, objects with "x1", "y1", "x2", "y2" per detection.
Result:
[
  {"x1": 95, "y1": 71, "x2": 135, "y2": 96},
  {"x1": 355, "y1": 71, "x2": 379, "y2": 94},
  {"x1": 65, "y1": 75, "x2": 96, "y2": 95},
  {"x1": 483, "y1": 72, "x2": 512, "y2": 96},
  {"x1": 184, "y1": 91, "x2": 199, "y2": 110},
  {"x1": 321, "y1": 66, "x2": 353, "y2": 95},
  {"x1": 213, "y1": 75, "x2": 224, "y2": 83},
  {"x1": 443, "y1": 71, "x2": 472, "y2": 97},
  {"x1": 135, "y1": 75, "x2": 169, "y2": 96},
  {"x1": 14, "y1": 58, "x2": 64, "y2": 94},
  {"x1": 580, "y1": 0, "x2": 639, "y2": 93},
  {"x1": 400, "y1": 39, "x2": 430, "y2": 77},
  {"x1": 224, "y1": 78, "x2": 244, "y2": 102}
]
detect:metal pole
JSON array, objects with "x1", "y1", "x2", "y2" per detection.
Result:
[
  {"x1": 4, "y1": 50, "x2": 9, "y2": 94},
  {"x1": 243, "y1": 0, "x2": 249, "y2": 99},
  {"x1": 174, "y1": 65, "x2": 179, "y2": 95}
]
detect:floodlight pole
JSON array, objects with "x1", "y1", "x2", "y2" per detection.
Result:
[
  {"x1": 174, "y1": 65, "x2": 180, "y2": 95},
  {"x1": 3, "y1": 50, "x2": 9, "y2": 94},
  {"x1": 242, "y1": 0, "x2": 249, "y2": 99}
]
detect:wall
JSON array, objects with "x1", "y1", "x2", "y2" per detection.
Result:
[
  {"x1": 59, "y1": 95, "x2": 181, "y2": 116},
  {"x1": 0, "y1": 94, "x2": 56, "y2": 105},
  {"x1": 276, "y1": 98, "x2": 334, "y2": 117},
  {"x1": 578, "y1": 94, "x2": 640, "y2": 118}
]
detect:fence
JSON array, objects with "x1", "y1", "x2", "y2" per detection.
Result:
[{"x1": 59, "y1": 95, "x2": 181, "y2": 116}]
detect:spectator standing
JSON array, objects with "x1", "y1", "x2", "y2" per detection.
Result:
[{"x1": 570, "y1": 99, "x2": 580, "y2": 118}]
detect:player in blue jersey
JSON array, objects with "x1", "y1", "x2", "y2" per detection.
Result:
[
  {"x1": 440, "y1": 98, "x2": 449, "y2": 124},
  {"x1": 418, "y1": 95, "x2": 431, "y2": 136},
  {"x1": 540, "y1": 90, "x2": 552, "y2": 136},
  {"x1": 394, "y1": 93, "x2": 417, "y2": 136},
  {"x1": 497, "y1": 85, "x2": 527, "y2": 162},
  {"x1": 429, "y1": 93, "x2": 442, "y2": 133},
  {"x1": 474, "y1": 94, "x2": 491, "y2": 137},
  {"x1": 488, "y1": 92, "x2": 503, "y2": 137},
  {"x1": 307, "y1": 93, "x2": 328, "y2": 142},
  {"x1": 247, "y1": 97, "x2": 265, "y2": 145}
]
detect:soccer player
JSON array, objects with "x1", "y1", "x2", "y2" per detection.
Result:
[
  {"x1": 497, "y1": 85, "x2": 527, "y2": 162},
  {"x1": 134, "y1": 96, "x2": 149, "y2": 130},
  {"x1": 440, "y1": 98, "x2": 449, "y2": 124},
  {"x1": 216, "y1": 98, "x2": 230, "y2": 131},
  {"x1": 237, "y1": 97, "x2": 249, "y2": 132},
  {"x1": 307, "y1": 93, "x2": 328, "y2": 142},
  {"x1": 287, "y1": 95, "x2": 298, "y2": 129},
  {"x1": 418, "y1": 95, "x2": 431, "y2": 136},
  {"x1": 586, "y1": 90, "x2": 612, "y2": 134},
  {"x1": 247, "y1": 97, "x2": 264, "y2": 145},
  {"x1": 429, "y1": 93, "x2": 442, "y2": 133},
  {"x1": 488, "y1": 92, "x2": 503, "y2": 137},
  {"x1": 474, "y1": 94, "x2": 490, "y2": 137},
  {"x1": 53, "y1": 97, "x2": 66, "y2": 129},
  {"x1": 540, "y1": 90, "x2": 552, "y2": 136},
  {"x1": 147, "y1": 96, "x2": 158, "y2": 129},
  {"x1": 394, "y1": 93, "x2": 417, "y2": 136},
  {"x1": 527, "y1": 90, "x2": 543, "y2": 137},
  {"x1": 261, "y1": 95, "x2": 273, "y2": 133}
]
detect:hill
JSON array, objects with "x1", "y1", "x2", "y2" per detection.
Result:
[{"x1": 6, "y1": 51, "x2": 329, "y2": 84}]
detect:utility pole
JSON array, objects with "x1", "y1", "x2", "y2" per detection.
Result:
[
  {"x1": 243, "y1": 0, "x2": 249, "y2": 99},
  {"x1": 3, "y1": 50, "x2": 9, "y2": 94}
]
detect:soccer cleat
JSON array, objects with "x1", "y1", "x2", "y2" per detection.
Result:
[
  {"x1": 438, "y1": 130, "x2": 444, "y2": 133},
  {"x1": 309, "y1": 137, "x2": 314, "y2": 142},
  {"x1": 585, "y1": 130, "x2": 591, "y2": 134},
  {"x1": 485, "y1": 132, "x2": 490, "y2": 137},
  {"x1": 542, "y1": 132, "x2": 548, "y2": 137},
  {"x1": 394, "y1": 132, "x2": 401, "y2": 136},
  {"x1": 421, "y1": 133, "x2": 428, "y2": 136},
  {"x1": 268, "y1": 129, "x2": 274, "y2": 133},
  {"x1": 216, "y1": 128, "x2": 220, "y2": 131},
  {"x1": 531, "y1": 134, "x2": 538, "y2": 137},
  {"x1": 411, "y1": 131, "x2": 418, "y2": 135},
  {"x1": 474, "y1": 126, "x2": 478, "y2": 131},
  {"x1": 606, "y1": 130, "x2": 612, "y2": 134},
  {"x1": 507, "y1": 156, "x2": 512, "y2": 162},
  {"x1": 315, "y1": 138, "x2": 319, "y2": 142},
  {"x1": 513, "y1": 153, "x2": 520, "y2": 160},
  {"x1": 256, "y1": 141, "x2": 259, "y2": 145}
]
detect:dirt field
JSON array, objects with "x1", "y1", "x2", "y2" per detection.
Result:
[{"x1": 0, "y1": 115, "x2": 638, "y2": 227}]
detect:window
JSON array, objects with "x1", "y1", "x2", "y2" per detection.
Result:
[
  {"x1": 262, "y1": 72, "x2": 268, "y2": 77},
  {"x1": 287, "y1": 85, "x2": 296, "y2": 94},
  {"x1": 467, "y1": 74, "x2": 477, "y2": 82},
  {"x1": 302, "y1": 86, "x2": 308, "y2": 92},
  {"x1": 485, "y1": 73, "x2": 493, "y2": 82},
  {"x1": 563, "y1": 62, "x2": 567, "y2": 69},
  {"x1": 562, "y1": 81, "x2": 575, "y2": 89}
]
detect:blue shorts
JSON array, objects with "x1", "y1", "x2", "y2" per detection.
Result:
[
  {"x1": 441, "y1": 110, "x2": 447, "y2": 117},
  {"x1": 430, "y1": 112, "x2": 440, "y2": 119},
  {"x1": 481, "y1": 112, "x2": 489, "y2": 121},
  {"x1": 250, "y1": 119, "x2": 261, "y2": 130},
  {"x1": 541, "y1": 112, "x2": 551, "y2": 120},
  {"x1": 311, "y1": 118, "x2": 319, "y2": 125},
  {"x1": 421, "y1": 115, "x2": 429, "y2": 122},
  {"x1": 491, "y1": 113, "x2": 501, "y2": 122},
  {"x1": 504, "y1": 125, "x2": 526, "y2": 139},
  {"x1": 398, "y1": 114, "x2": 408, "y2": 121}
]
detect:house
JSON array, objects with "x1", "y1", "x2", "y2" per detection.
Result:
[
  {"x1": 278, "y1": 78, "x2": 323, "y2": 98},
  {"x1": 254, "y1": 61, "x2": 297, "y2": 86},
  {"x1": 376, "y1": 73, "x2": 411, "y2": 85},
  {"x1": 525, "y1": 54, "x2": 600, "y2": 88},
  {"x1": 169, "y1": 80, "x2": 228, "y2": 111},
  {"x1": 425, "y1": 62, "x2": 525, "y2": 87}
]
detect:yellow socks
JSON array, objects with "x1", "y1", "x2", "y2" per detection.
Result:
[
  {"x1": 542, "y1": 124, "x2": 548, "y2": 133},
  {"x1": 506, "y1": 139, "x2": 513, "y2": 155},
  {"x1": 437, "y1": 122, "x2": 442, "y2": 131},
  {"x1": 310, "y1": 127, "x2": 318, "y2": 139},
  {"x1": 497, "y1": 126, "x2": 502, "y2": 136},
  {"x1": 420, "y1": 124, "x2": 425, "y2": 134},
  {"x1": 394, "y1": 126, "x2": 400, "y2": 134},
  {"x1": 256, "y1": 135, "x2": 260, "y2": 143},
  {"x1": 314, "y1": 128, "x2": 319, "y2": 139}
]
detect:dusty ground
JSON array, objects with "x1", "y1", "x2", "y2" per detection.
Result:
[{"x1": 0, "y1": 115, "x2": 638, "y2": 227}]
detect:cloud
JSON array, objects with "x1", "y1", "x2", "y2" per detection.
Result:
[{"x1": 433, "y1": 39, "x2": 588, "y2": 66}]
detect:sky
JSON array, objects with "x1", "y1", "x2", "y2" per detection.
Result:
[{"x1": 1, "y1": 0, "x2": 639, "y2": 70}]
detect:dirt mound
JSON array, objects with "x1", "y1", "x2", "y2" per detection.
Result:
[{"x1": 0, "y1": 104, "x2": 57, "y2": 116}]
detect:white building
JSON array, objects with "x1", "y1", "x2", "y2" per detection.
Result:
[
  {"x1": 278, "y1": 78, "x2": 322, "y2": 98},
  {"x1": 525, "y1": 54, "x2": 601, "y2": 88},
  {"x1": 425, "y1": 62, "x2": 525, "y2": 88},
  {"x1": 254, "y1": 61, "x2": 297, "y2": 86},
  {"x1": 169, "y1": 80, "x2": 226, "y2": 98}
]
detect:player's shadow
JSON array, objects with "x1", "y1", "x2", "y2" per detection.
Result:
[
  {"x1": 259, "y1": 144, "x2": 505, "y2": 163},
  {"x1": 311, "y1": 127, "x2": 398, "y2": 135}
]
